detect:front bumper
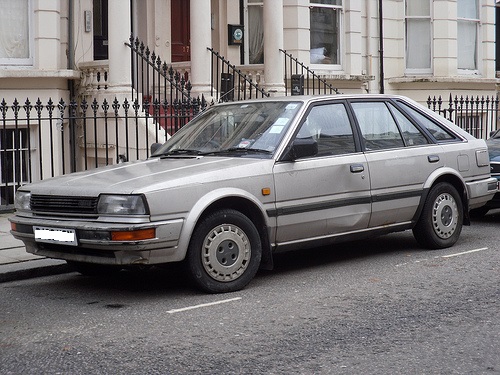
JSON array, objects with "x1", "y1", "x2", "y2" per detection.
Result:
[
  {"x1": 482, "y1": 175, "x2": 500, "y2": 209},
  {"x1": 466, "y1": 177, "x2": 498, "y2": 210},
  {"x1": 9, "y1": 215, "x2": 185, "y2": 266}
]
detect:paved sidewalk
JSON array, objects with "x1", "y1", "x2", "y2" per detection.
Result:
[{"x1": 0, "y1": 212, "x2": 70, "y2": 283}]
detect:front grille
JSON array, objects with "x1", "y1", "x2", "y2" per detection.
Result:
[{"x1": 31, "y1": 195, "x2": 98, "y2": 215}]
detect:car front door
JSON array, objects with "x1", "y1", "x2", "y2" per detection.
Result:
[{"x1": 272, "y1": 102, "x2": 371, "y2": 247}]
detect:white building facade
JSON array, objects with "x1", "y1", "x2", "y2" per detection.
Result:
[
  {"x1": 1, "y1": 0, "x2": 498, "y2": 101},
  {"x1": 0, "y1": 0, "x2": 499, "y2": 207}
]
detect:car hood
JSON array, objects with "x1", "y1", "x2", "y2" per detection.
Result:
[
  {"x1": 24, "y1": 156, "x2": 274, "y2": 196},
  {"x1": 486, "y1": 138, "x2": 500, "y2": 161}
]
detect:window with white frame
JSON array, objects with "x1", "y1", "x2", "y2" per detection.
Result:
[
  {"x1": 0, "y1": 0, "x2": 32, "y2": 66},
  {"x1": 457, "y1": 0, "x2": 479, "y2": 71},
  {"x1": 309, "y1": 0, "x2": 342, "y2": 66},
  {"x1": 405, "y1": 0, "x2": 432, "y2": 73},
  {"x1": 244, "y1": 0, "x2": 264, "y2": 64}
]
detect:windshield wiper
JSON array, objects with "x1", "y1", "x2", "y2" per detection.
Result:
[
  {"x1": 156, "y1": 149, "x2": 204, "y2": 157},
  {"x1": 204, "y1": 147, "x2": 272, "y2": 155}
]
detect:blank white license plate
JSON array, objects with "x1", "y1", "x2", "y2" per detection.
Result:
[{"x1": 34, "y1": 226, "x2": 77, "y2": 246}]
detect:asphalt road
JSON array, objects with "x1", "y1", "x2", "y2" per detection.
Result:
[{"x1": 1, "y1": 211, "x2": 499, "y2": 374}]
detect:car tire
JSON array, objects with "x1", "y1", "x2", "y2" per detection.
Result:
[
  {"x1": 412, "y1": 182, "x2": 463, "y2": 249},
  {"x1": 66, "y1": 261, "x2": 121, "y2": 276},
  {"x1": 186, "y1": 209, "x2": 262, "y2": 293}
]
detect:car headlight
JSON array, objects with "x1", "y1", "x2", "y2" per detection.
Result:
[
  {"x1": 14, "y1": 191, "x2": 31, "y2": 211},
  {"x1": 97, "y1": 194, "x2": 149, "y2": 215}
]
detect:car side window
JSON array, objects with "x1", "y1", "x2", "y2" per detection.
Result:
[
  {"x1": 351, "y1": 102, "x2": 405, "y2": 150},
  {"x1": 296, "y1": 103, "x2": 355, "y2": 157},
  {"x1": 388, "y1": 103, "x2": 429, "y2": 146},
  {"x1": 397, "y1": 101, "x2": 458, "y2": 141}
]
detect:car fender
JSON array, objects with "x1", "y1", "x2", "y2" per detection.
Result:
[
  {"x1": 412, "y1": 166, "x2": 469, "y2": 224},
  {"x1": 175, "y1": 187, "x2": 272, "y2": 260},
  {"x1": 422, "y1": 166, "x2": 466, "y2": 190}
]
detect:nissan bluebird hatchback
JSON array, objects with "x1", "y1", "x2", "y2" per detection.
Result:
[{"x1": 10, "y1": 95, "x2": 497, "y2": 293}]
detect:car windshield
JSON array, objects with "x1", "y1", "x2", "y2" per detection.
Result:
[{"x1": 152, "y1": 101, "x2": 303, "y2": 157}]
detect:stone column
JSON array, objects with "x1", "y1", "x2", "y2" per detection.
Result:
[
  {"x1": 263, "y1": 0, "x2": 285, "y2": 96},
  {"x1": 107, "y1": 0, "x2": 132, "y2": 93},
  {"x1": 190, "y1": 0, "x2": 212, "y2": 99}
]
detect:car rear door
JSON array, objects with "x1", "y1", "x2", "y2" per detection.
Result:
[
  {"x1": 272, "y1": 101, "x2": 371, "y2": 246},
  {"x1": 349, "y1": 99, "x2": 444, "y2": 228}
]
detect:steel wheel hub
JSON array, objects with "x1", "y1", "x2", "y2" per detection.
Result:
[
  {"x1": 202, "y1": 224, "x2": 251, "y2": 282},
  {"x1": 432, "y1": 192, "x2": 458, "y2": 239}
]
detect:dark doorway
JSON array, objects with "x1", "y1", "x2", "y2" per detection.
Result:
[
  {"x1": 93, "y1": 0, "x2": 109, "y2": 60},
  {"x1": 171, "y1": 0, "x2": 190, "y2": 62}
]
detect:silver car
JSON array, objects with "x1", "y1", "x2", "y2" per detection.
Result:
[{"x1": 10, "y1": 95, "x2": 497, "y2": 293}]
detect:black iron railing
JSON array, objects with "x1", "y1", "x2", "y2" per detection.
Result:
[
  {"x1": 207, "y1": 47, "x2": 269, "y2": 102},
  {"x1": 126, "y1": 36, "x2": 193, "y2": 104},
  {"x1": 427, "y1": 95, "x2": 499, "y2": 140},
  {"x1": 280, "y1": 49, "x2": 340, "y2": 96},
  {"x1": 0, "y1": 96, "x2": 205, "y2": 209},
  {"x1": 125, "y1": 36, "x2": 207, "y2": 133}
]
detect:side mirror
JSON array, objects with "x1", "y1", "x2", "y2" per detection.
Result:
[
  {"x1": 283, "y1": 137, "x2": 318, "y2": 161},
  {"x1": 150, "y1": 143, "x2": 163, "y2": 155}
]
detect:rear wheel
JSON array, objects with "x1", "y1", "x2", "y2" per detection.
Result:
[
  {"x1": 412, "y1": 182, "x2": 463, "y2": 249},
  {"x1": 186, "y1": 209, "x2": 262, "y2": 293}
]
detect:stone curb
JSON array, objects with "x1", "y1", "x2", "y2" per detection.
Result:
[{"x1": 0, "y1": 258, "x2": 72, "y2": 283}]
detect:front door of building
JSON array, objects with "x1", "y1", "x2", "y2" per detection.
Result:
[{"x1": 171, "y1": 0, "x2": 190, "y2": 62}]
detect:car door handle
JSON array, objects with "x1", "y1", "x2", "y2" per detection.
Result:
[
  {"x1": 428, "y1": 155, "x2": 440, "y2": 163},
  {"x1": 350, "y1": 164, "x2": 364, "y2": 173}
]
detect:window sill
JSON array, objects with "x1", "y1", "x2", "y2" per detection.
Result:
[
  {"x1": 0, "y1": 69, "x2": 81, "y2": 80},
  {"x1": 388, "y1": 76, "x2": 499, "y2": 85}
]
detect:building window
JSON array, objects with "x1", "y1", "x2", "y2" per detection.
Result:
[
  {"x1": 309, "y1": 0, "x2": 342, "y2": 66},
  {"x1": 0, "y1": 0, "x2": 32, "y2": 66},
  {"x1": 405, "y1": 0, "x2": 432, "y2": 73},
  {"x1": 244, "y1": 0, "x2": 264, "y2": 64},
  {"x1": 457, "y1": 0, "x2": 479, "y2": 71}
]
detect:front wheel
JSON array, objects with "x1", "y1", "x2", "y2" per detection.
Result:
[
  {"x1": 412, "y1": 182, "x2": 463, "y2": 249},
  {"x1": 186, "y1": 209, "x2": 262, "y2": 293}
]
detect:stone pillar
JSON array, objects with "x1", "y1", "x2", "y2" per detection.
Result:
[
  {"x1": 107, "y1": 0, "x2": 132, "y2": 93},
  {"x1": 190, "y1": 0, "x2": 212, "y2": 99},
  {"x1": 263, "y1": 0, "x2": 285, "y2": 96}
]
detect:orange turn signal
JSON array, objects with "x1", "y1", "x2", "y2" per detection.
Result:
[
  {"x1": 111, "y1": 228, "x2": 156, "y2": 241},
  {"x1": 261, "y1": 187, "x2": 271, "y2": 196}
]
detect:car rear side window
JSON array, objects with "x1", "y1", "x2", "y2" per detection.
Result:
[
  {"x1": 388, "y1": 103, "x2": 429, "y2": 146},
  {"x1": 351, "y1": 102, "x2": 405, "y2": 150},
  {"x1": 397, "y1": 101, "x2": 458, "y2": 141},
  {"x1": 296, "y1": 103, "x2": 356, "y2": 157}
]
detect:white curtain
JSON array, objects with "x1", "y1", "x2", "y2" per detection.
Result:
[
  {"x1": 248, "y1": 5, "x2": 264, "y2": 64},
  {"x1": 406, "y1": 19, "x2": 431, "y2": 69},
  {"x1": 457, "y1": 0, "x2": 478, "y2": 19},
  {"x1": 457, "y1": 0, "x2": 478, "y2": 70},
  {"x1": 0, "y1": 0, "x2": 29, "y2": 59},
  {"x1": 405, "y1": 0, "x2": 431, "y2": 70},
  {"x1": 406, "y1": 1, "x2": 430, "y2": 17},
  {"x1": 457, "y1": 20, "x2": 477, "y2": 70}
]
